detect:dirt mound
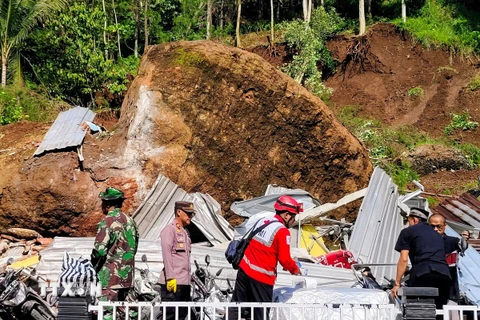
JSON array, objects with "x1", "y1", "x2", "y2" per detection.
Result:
[
  {"x1": 403, "y1": 144, "x2": 472, "y2": 175},
  {"x1": 325, "y1": 23, "x2": 480, "y2": 144},
  {"x1": 0, "y1": 40, "x2": 372, "y2": 235}
]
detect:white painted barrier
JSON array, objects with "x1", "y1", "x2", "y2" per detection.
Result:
[{"x1": 88, "y1": 301, "x2": 400, "y2": 320}]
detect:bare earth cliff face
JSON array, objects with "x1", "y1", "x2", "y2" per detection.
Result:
[{"x1": 0, "y1": 41, "x2": 372, "y2": 236}]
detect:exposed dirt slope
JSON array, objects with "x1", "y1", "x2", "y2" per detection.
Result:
[
  {"x1": 325, "y1": 23, "x2": 480, "y2": 145},
  {"x1": 252, "y1": 23, "x2": 480, "y2": 197},
  {"x1": 0, "y1": 41, "x2": 372, "y2": 235}
]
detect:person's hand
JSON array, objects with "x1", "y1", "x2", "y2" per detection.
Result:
[
  {"x1": 391, "y1": 283, "x2": 400, "y2": 298},
  {"x1": 167, "y1": 279, "x2": 177, "y2": 293}
]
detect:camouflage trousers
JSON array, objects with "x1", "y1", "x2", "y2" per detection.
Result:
[{"x1": 99, "y1": 288, "x2": 131, "y2": 320}]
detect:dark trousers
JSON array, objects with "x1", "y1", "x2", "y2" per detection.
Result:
[
  {"x1": 411, "y1": 272, "x2": 451, "y2": 316},
  {"x1": 227, "y1": 268, "x2": 273, "y2": 320},
  {"x1": 160, "y1": 284, "x2": 191, "y2": 320}
]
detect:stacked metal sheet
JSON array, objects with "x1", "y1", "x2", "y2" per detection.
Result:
[
  {"x1": 36, "y1": 237, "x2": 358, "y2": 292},
  {"x1": 57, "y1": 296, "x2": 92, "y2": 320}
]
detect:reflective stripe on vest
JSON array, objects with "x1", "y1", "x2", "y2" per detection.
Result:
[{"x1": 242, "y1": 255, "x2": 276, "y2": 276}]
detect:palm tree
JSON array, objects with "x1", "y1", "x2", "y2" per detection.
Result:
[{"x1": 0, "y1": 0, "x2": 68, "y2": 87}]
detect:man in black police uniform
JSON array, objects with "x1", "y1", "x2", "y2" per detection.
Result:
[{"x1": 391, "y1": 207, "x2": 451, "y2": 311}]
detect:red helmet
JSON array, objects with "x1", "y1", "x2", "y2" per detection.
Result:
[{"x1": 274, "y1": 195, "x2": 303, "y2": 215}]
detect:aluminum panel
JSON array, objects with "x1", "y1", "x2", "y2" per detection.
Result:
[
  {"x1": 349, "y1": 167, "x2": 403, "y2": 282},
  {"x1": 230, "y1": 189, "x2": 321, "y2": 218},
  {"x1": 36, "y1": 237, "x2": 358, "y2": 291},
  {"x1": 34, "y1": 107, "x2": 95, "y2": 156},
  {"x1": 133, "y1": 175, "x2": 234, "y2": 245}
]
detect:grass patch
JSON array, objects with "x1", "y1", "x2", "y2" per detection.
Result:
[
  {"x1": 449, "y1": 142, "x2": 480, "y2": 168},
  {"x1": 468, "y1": 74, "x2": 480, "y2": 91},
  {"x1": 0, "y1": 87, "x2": 63, "y2": 125},
  {"x1": 335, "y1": 105, "x2": 480, "y2": 191},
  {"x1": 443, "y1": 112, "x2": 478, "y2": 135},
  {"x1": 408, "y1": 86, "x2": 424, "y2": 98},
  {"x1": 174, "y1": 48, "x2": 204, "y2": 67},
  {"x1": 437, "y1": 66, "x2": 457, "y2": 73},
  {"x1": 394, "y1": 0, "x2": 480, "y2": 55}
]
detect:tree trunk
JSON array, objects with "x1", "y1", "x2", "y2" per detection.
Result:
[
  {"x1": 270, "y1": 0, "x2": 274, "y2": 43},
  {"x1": 321, "y1": 0, "x2": 324, "y2": 6},
  {"x1": 207, "y1": 0, "x2": 212, "y2": 40},
  {"x1": 359, "y1": 0, "x2": 366, "y2": 35},
  {"x1": 303, "y1": 0, "x2": 312, "y2": 22},
  {"x1": 402, "y1": 0, "x2": 406, "y2": 23},
  {"x1": 102, "y1": 0, "x2": 108, "y2": 59},
  {"x1": 134, "y1": 0, "x2": 140, "y2": 57},
  {"x1": 235, "y1": 0, "x2": 242, "y2": 47},
  {"x1": 220, "y1": 0, "x2": 224, "y2": 32},
  {"x1": 1, "y1": 53, "x2": 7, "y2": 88},
  {"x1": 112, "y1": 0, "x2": 121, "y2": 58},
  {"x1": 144, "y1": 0, "x2": 149, "y2": 49},
  {"x1": 367, "y1": 0, "x2": 372, "y2": 18}
]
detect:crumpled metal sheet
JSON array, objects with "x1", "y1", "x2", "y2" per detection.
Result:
[
  {"x1": 348, "y1": 167, "x2": 403, "y2": 282},
  {"x1": 34, "y1": 107, "x2": 95, "y2": 156},
  {"x1": 433, "y1": 193, "x2": 480, "y2": 228},
  {"x1": 133, "y1": 174, "x2": 234, "y2": 245}
]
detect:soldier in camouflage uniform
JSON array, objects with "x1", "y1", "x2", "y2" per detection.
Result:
[{"x1": 91, "y1": 187, "x2": 139, "y2": 319}]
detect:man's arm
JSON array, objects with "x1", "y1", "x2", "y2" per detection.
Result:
[
  {"x1": 160, "y1": 226, "x2": 176, "y2": 280},
  {"x1": 91, "y1": 219, "x2": 112, "y2": 273},
  {"x1": 276, "y1": 228, "x2": 300, "y2": 275},
  {"x1": 391, "y1": 250, "x2": 409, "y2": 297}
]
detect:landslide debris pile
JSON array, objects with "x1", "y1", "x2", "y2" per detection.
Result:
[{"x1": 0, "y1": 40, "x2": 373, "y2": 235}]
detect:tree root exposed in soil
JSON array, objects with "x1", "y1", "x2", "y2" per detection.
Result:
[{"x1": 340, "y1": 36, "x2": 386, "y2": 80}]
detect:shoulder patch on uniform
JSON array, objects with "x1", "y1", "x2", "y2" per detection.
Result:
[{"x1": 286, "y1": 235, "x2": 291, "y2": 245}]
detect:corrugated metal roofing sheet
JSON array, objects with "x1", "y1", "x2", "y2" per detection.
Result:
[
  {"x1": 34, "y1": 107, "x2": 95, "y2": 156},
  {"x1": 36, "y1": 237, "x2": 358, "y2": 291},
  {"x1": 133, "y1": 175, "x2": 234, "y2": 245},
  {"x1": 230, "y1": 190, "x2": 321, "y2": 218},
  {"x1": 348, "y1": 167, "x2": 403, "y2": 282},
  {"x1": 433, "y1": 193, "x2": 480, "y2": 228}
]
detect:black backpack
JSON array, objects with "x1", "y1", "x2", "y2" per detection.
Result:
[{"x1": 225, "y1": 220, "x2": 278, "y2": 269}]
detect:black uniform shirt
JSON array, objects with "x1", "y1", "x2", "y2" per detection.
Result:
[{"x1": 394, "y1": 222, "x2": 451, "y2": 282}]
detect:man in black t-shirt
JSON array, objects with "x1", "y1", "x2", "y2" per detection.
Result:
[
  {"x1": 392, "y1": 207, "x2": 451, "y2": 310},
  {"x1": 429, "y1": 214, "x2": 467, "y2": 302}
]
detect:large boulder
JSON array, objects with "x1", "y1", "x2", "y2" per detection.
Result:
[{"x1": 0, "y1": 41, "x2": 372, "y2": 235}]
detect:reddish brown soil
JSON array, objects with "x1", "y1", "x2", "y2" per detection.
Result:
[{"x1": 251, "y1": 23, "x2": 480, "y2": 202}]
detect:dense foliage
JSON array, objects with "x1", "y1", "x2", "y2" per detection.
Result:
[{"x1": 0, "y1": 0, "x2": 477, "y2": 124}]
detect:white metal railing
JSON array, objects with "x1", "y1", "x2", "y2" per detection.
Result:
[
  {"x1": 88, "y1": 301, "x2": 399, "y2": 320},
  {"x1": 442, "y1": 304, "x2": 480, "y2": 320}
]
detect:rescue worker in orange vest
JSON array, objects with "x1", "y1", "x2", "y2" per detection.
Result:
[
  {"x1": 228, "y1": 195, "x2": 302, "y2": 320},
  {"x1": 159, "y1": 201, "x2": 195, "y2": 320}
]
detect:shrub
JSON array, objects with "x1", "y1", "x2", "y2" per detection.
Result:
[
  {"x1": 468, "y1": 74, "x2": 480, "y2": 91},
  {"x1": 408, "y1": 87, "x2": 424, "y2": 98},
  {"x1": 443, "y1": 112, "x2": 478, "y2": 135}
]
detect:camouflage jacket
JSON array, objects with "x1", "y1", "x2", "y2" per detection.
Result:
[{"x1": 91, "y1": 208, "x2": 139, "y2": 290}]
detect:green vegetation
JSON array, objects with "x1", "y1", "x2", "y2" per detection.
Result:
[
  {"x1": 0, "y1": 87, "x2": 61, "y2": 125},
  {"x1": 443, "y1": 112, "x2": 479, "y2": 136},
  {"x1": 408, "y1": 86, "x2": 424, "y2": 98},
  {"x1": 174, "y1": 48, "x2": 204, "y2": 66},
  {"x1": 437, "y1": 66, "x2": 456, "y2": 73},
  {"x1": 468, "y1": 74, "x2": 480, "y2": 91},
  {"x1": 280, "y1": 7, "x2": 344, "y2": 100},
  {"x1": 395, "y1": 0, "x2": 480, "y2": 55},
  {"x1": 336, "y1": 105, "x2": 480, "y2": 190}
]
